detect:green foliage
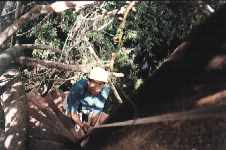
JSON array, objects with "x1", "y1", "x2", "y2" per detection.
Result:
[
  {"x1": 117, "y1": 1, "x2": 209, "y2": 80},
  {"x1": 87, "y1": 30, "x2": 117, "y2": 60},
  {"x1": 17, "y1": 1, "x2": 223, "y2": 96}
]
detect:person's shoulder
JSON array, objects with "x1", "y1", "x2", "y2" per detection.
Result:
[
  {"x1": 104, "y1": 84, "x2": 110, "y2": 89},
  {"x1": 102, "y1": 84, "x2": 111, "y2": 92},
  {"x1": 71, "y1": 79, "x2": 88, "y2": 88},
  {"x1": 76, "y1": 79, "x2": 88, "y2": 85}
]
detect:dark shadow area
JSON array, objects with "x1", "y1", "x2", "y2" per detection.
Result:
[
  {"x1": 83, "y1": 4, "x2": 226, "y2": 150},
  {"x1": 27, "y1": 90, "x2": 81, "y2": 150}
]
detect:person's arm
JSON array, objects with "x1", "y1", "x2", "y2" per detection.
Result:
[
  {"x1": 66, "y1": 80, "x2": 86, "y2": 127},
  {"x1": 90, "y1": 85, "x2": 111, "y2": 126},
  {"x1": 71, "y1": 112, "x2": 83, "y2": 127},
  {"x1": 90, "y1": 112, "x2": 109, "y2": 126},
  {"x1": 71, "y1": 112, "x2": 90, "y2": 133}
]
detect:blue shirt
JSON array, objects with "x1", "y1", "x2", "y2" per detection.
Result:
[{"x1": 66, "y1": 79, "x2": 111, "y2": 115}]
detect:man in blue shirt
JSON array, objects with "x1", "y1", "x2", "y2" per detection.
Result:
[{"x1": 65, "y1": 67, "x2": 111, "y2": 133}]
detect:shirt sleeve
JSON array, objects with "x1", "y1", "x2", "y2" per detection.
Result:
[
  {"x1": 101, "y1": 85, "x2": 111, "y2": 99},
  {"x1": 101, "y1": 85, "x2": 111, "y2": 113},
  {"x1": 66, "y1": 79, "x2": 87, "y2": 113}
]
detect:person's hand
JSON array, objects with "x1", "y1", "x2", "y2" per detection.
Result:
[
  {"x1": 90, "y1": 115, "x2": 99, "y2": 126},
  {"x1": 81, "y1": 123, "x2": 90, "y2": 133}
]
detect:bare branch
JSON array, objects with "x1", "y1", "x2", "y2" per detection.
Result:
[
  {"x1": 116, "y1": 1, "x2": 137, "y2": 46},
  {"x1": 97, "y1": 18, "x2": 114, "y2": 31},
  {"x1": 17, "y1": 56, "x2": 124, "y2": 79},
  {"x1": 17, "y1": 56, "x2": 92, "y2": 73}
]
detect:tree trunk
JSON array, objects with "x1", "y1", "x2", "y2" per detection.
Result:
[{"x1": 0, "y1": 69, "x2": 27, "y2": 150}]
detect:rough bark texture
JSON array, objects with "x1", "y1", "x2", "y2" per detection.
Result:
[
  {"x1": 26, "y1": 90, "x2": 81, "y2": 150},
  {"x1": 0, "y1": 69, "x2": 27, "y2": 150}
]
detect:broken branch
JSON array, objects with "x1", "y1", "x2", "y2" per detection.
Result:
[{"x1": 16, "y1": 56, "x2": 124, "y2": 78}]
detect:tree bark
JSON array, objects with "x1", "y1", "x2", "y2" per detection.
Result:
[{"x1": 0, "y1": 69, "x2": 27, "y2": 150}]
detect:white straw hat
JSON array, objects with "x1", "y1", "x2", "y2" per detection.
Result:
[{"x1": 88, "y1": 67, "x2": 109, "y2": 83}]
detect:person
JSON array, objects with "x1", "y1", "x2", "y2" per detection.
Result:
[{"x1": 65, "y1": 67, "x2": 111, "y2": 134}]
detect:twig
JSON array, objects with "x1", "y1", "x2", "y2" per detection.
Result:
[
  {"x1": 84, "y1": 9, "x2": 118, "y2": 21},
  {"x1": 18, "y1": 56, "x2": 124, "y2": 78},
  {"x1": 0, "y1": 9, "x2": 16, "y2": 19},
  {"x1": 97, "y1": 18, "x2": 114, "y2": 31}
]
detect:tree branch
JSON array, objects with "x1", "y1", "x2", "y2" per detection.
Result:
[
  {"x1": 17, "y1": 56, "x2": 124, "y2": 78},
  {"x1": 0, "y1": 69, "x2": 27, "y2": 150},
  {"x1": 17, "y1": 56, "x2": 91, "y2": 73},
  {"x1": 114, "y1": 1, "x2": 137, "y2": 46}
]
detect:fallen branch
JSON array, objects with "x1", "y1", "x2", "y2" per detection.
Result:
[
  {"x1": 17, "y1": 56, "x2": 91, "y2": 73},
  {"x1": 16, "y1": 57, "x2": 124, "y2": 78}
]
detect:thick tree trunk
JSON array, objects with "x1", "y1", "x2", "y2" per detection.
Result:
[{"x1": 0, "y1": 69, "x2": 27, "y2": 150}]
